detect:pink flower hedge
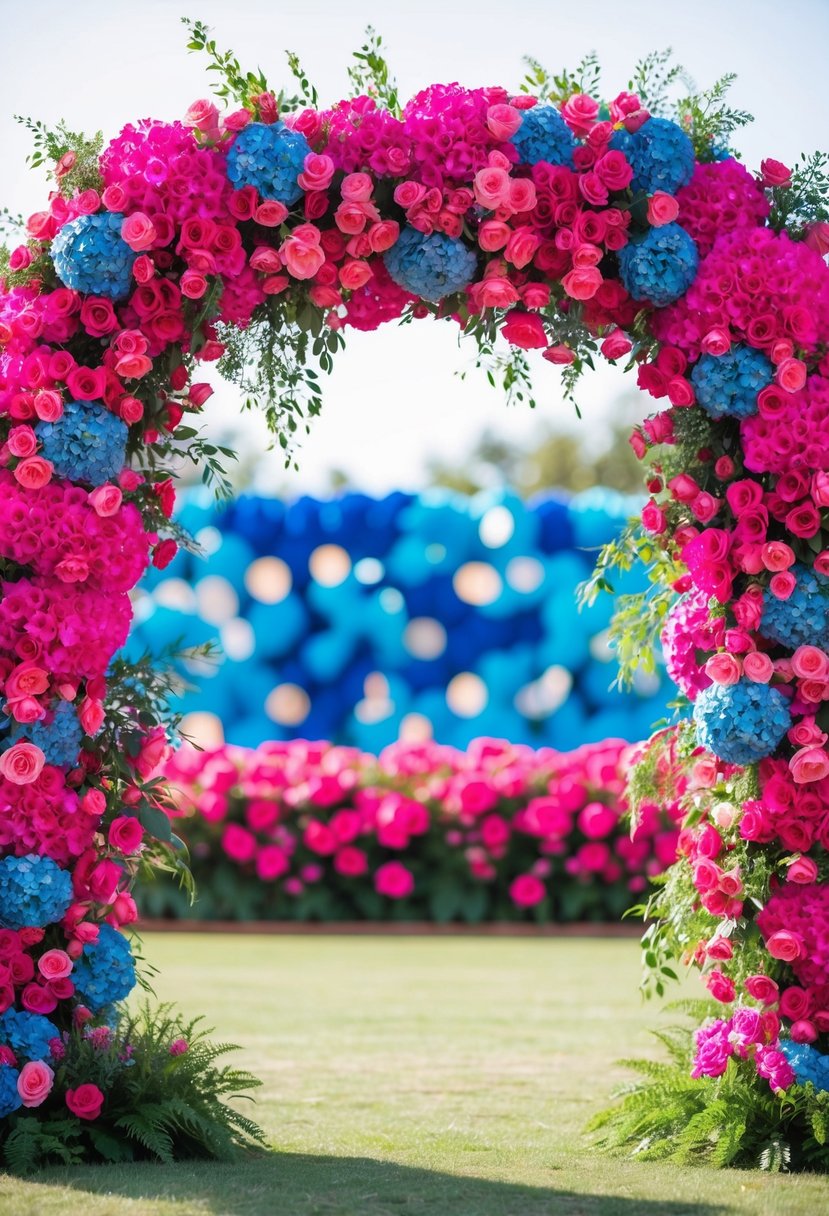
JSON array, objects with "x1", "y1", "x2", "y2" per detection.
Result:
[{"x1": 148, "y1": 737, "x2": 680, "y2": 923}]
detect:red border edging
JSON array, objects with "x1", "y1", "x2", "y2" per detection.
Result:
[{"x1": 134, "y1": 919, "x2": 642, "y2": 937}]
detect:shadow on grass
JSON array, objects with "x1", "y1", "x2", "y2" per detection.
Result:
[{"x1": 38, "y1": 1152, "x2": 731, "y2": 1216}]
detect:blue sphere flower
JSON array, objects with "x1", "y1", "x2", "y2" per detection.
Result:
[
  {"x1": 51, "y1": 212, "x2": 136, "y2": 300},
  {"x1": 0, "y1": 1065, "x2": 21, "y2": 1117},
  {"x1": 691, "y1": 345, "x2": 774, "y2": 420},
  {"x1": 693, "y1": 679, "x2": 791, "y2": 766},
  {"x1": 384, "y1": 227, "x2": 477, "y2": 302},
  {"x1": 610, "y1": 116, "x2": 695, "y2": 195},
  {"x1": 38, "y1": 399, "x2": 128, "y2": 485},
  {"x1": 72, "y1": 923, "x2": 137, "y2": 1012},
  {"x1": 11, "y1": 702, "x2": 82, "y2": 769},
  {"x1": 762, "y1": 564, "x2": 829, "y2": 651},
  {"x1": 780, "y1": 1041, "x2": 829, "y2": 1092},
  {"x1": 0, "y1": 854, "x2": 73, "y2": 930},
  {"x1": 510, "y1": 105, "x2": 576, "y2": 167},
  {"x1": 0, "y1": 1008, "x2": 59, "y2": 1063},
  {"x1": 226, "y1": 121, "x2": 311, "y2": 205},
  {"x1": 617, "y1": 223, "x2": 699, "y2": 307}
]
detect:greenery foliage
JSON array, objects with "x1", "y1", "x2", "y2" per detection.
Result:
[{"x1": 1, "y1": 1004, "x2": 265, "y2": 1174}]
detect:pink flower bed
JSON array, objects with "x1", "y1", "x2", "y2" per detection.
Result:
[{"x1": 148, "y1": 737, "x2": 680, "y2": 923}]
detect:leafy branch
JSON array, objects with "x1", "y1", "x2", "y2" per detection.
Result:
[
  {"x1": 182, "y1": 16, "x2": 270, "y2": 108},
  {"x1": 346, "y1": 27, "x2": 400, "y2": 115},
  {"x1": 769, "y1": 151, "x2": 829, "y2": 234},
  {"x1": 520, "y1": 52, "x2": 601, "y2": 103},
  {"x1": 675, "y1": 72, "x2": 754, "y2": 161}
]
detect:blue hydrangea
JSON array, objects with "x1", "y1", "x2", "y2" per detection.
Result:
[
  {"x1": 510, "y1": 105, "x2": 576, "y2": 167},
  {"x1": 0, "y1": 1008, "x2": 59, "y2": 1063},
  {"x1": 780, "y1": 1041, "x2": 829, "y2": 1092},
  {"x1": 72, "y1": 924, "x2": 137, "y2": 1012},
  {"x1": 38, "y1": 399, "x2": 128, "y2": 485},
  {"x1": 51, "y1": 212, "x2": 136, "y2": 300},
  {"x1": 384, "y1": 227, "x2": 477, "y2": 303},
  {"x1": 10, "y1": 701, "x2": 82, "y2": 769},
  {"x1": 0, "y1": 1064, "x2": 21, "y2": 1117},
  {"x1": 610, "y1": 116, "x2": 695, "y2": 195},
  {"x1": 762, "y1": 564, "x2": 829, "y2": 651},
  {"x1": 692, "y1": 679, "x2": 791, "y2": 766},
  {"x1": 617, "y1": 223, "x2": 699, "y2": 307},
  {"x1": 226, "y1": 121, "x2": 311, "y2": 205},
  {"x1": 690, "y1": 345, "x2": 774, "y2": 420},
  {"x1": 0, "y1": 854, "x2": 73, "y2": 931}
]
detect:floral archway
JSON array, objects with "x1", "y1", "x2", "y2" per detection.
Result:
[{"x1": 1, "y1": 19, "x2": 829, "y2": 1170}]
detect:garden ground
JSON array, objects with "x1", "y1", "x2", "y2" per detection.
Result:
[{"x1": 2, "y1": 934, "x2": 828, "y2": 1216}]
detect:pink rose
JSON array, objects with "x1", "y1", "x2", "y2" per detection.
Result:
[
  {"x1": 38, "y1": 949, "x2": 72, "y2": 981},
  {"x1": 88, "y1": 484, "x2": 123, "y2": 517},
  {"x1": 792, "y1": 646, "x2": 829, "y2": 680},
  {"x1": 108, "y1": 815, "x2": 144, "y2": 854},
  {"x1": 183, "y1": 98, "x2": 219, "y2": 132},
  {"x1": 473, "y1": 166, "x2": 511, "y2": 210},
  {"x1": 504, "y1": 226, "x2": 541, "y2": 269},
  {"x1": 339, "y1": 259, "x2": 373, "y2": 291},
  {"x1": 790, "y1": 746, "x2": 829, "y2": 784},
  {"x1": 543, "y1": 344, "x2": 575, "y2": 365},
  {"x1": 769, "y1": 571, "x2": 797, "y2": 600},
  {"x1": 776, "y1": 357, "x2": 807, "y2": 393},
  {"x1": 601, "y1": 330, "x2": 632, "y2": 361},
  {"x1": 368, "y1": 221, "x2": 399, "y2": 254},
  {"x1": 341, "y1": 173, "x2": 373, "y2": 203},
  {"x1": 786, "y1": 856, "x2": 819, "y2": 884},
  {"x1": 561, "y1": 266, "x2": 602, "y2": 300},
  {"x1": 701, "y1": 328, "x2": 731, "y2": 357},
  {"x1": 760, "y1": 158, "x2": 792, "y2": 187},
  {"x1": 280, "y1": 227, "x2": 325, "y2": 279},
  {"x1": 394, "y1": 181, "x2": 427, "y2": 209},
  {"x1": 509, "y1": 873, "x2": 546, "y2": 907},
  {"x1": 647, "y1": 191, "x2": 680, "y2": 226},
  {"x1": 745, "y1": 974, "x2": 779, "y2": 1005},
  {"x1": 254, "y1": 201, "x2": 289, "y2": 227},
  {"x1": 34, "y1": 390, "x2": 64, "y2": 423},
  {"x1": 66, "y1": 1083, "x2": 104, "y2": 1120},
  {"x1": 561, "y1": 93, "x2": 600, "y2": 137},
  {"x1": 501, "y1": 310, "x2": 547, "y2": 350},
  {"x1": 374, "y1": 861, "x2": 414, "y2": 899},
  {"x1": 478, "y1": 220, "x2": 510, "y2": 252},
  {"x1": 17, "y1": 1060, "x2": 53, "y2": 1107},
  {"x1": 486, "y1": 103, "x2": 522, "y2": 140},
  {"x1": 14, "y1": 457, "x2": 53, "y2": 490},
  {"x1": 704, "y1": 653, "x2": 741, "y2": 685},
  {"x1": 114, "y1": 353, "x2": 153, "y2": 380},
  {"x1": 805, "y1": 222, "x2": 829, "y2": 256},
  {"x1": 742, "y1": 651, "x2": 774, "y2": 683},
  {"x1": 509, "y1": 178, "x2": 537, "y2": 213},
  {"x1": 0, "y1": 741, "x2": 45, "y2": 785},
  {"x1": 765, "y1": 929, "x2": 804, "y2": 962},
  {"x1": 298, "y1": 153, "x2": 335, "y2": 192},
  {"x1": 706, "y1": 970, "x2": 736, "y2": 1004},
  {"x1": 121, "y1": 212, "x2": 156, "y2": 252}
]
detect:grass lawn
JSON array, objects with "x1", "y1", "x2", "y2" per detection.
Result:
[{"x1": 2, "y1": 934, "x2": 828, "y2": 1215}]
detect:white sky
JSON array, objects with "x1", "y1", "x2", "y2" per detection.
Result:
[{"x1": 2, "y1": 0, "x2": 828, "y2": 495}]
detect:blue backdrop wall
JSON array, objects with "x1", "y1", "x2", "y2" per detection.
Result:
[{"x1": 128, "y1": 486, "x2": 669, "y2": 751}]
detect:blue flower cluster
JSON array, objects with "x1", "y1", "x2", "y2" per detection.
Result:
[
  {"x1": 226, "y1": 121, "x2": 311, "y2": 205},
  {"x1": 0, "y1": 1008, "x2": 59, "y2": 1062},
  {"x1": 617, "y1": 223, "x2": 699, "y2": 307},
  {"x1": 691, "y1": 345, "x2": 774, "y2": 420},
  {"x1": 0, "y1": 1065, "x2": 21, "y2": 1117},
  {"x1": 610, "y1": 116, "x2": 695, "y2": 195},
  {"x1": 693, "y1": 679, "x2": 791, "y2": 765},
  {"x1": 384, "y1": 227, "x2": 478, "y2": 302},
  {"x1": 72, "y1": 923, "x2": 137, "y2": 1012},
  {"x1": 0, "y1": 854, "x2": 73, "y2": 931},
  {"x1": 510, "y1": 105, "x2": 576, "y2": 167},
  {"x1": 38, "y1": 399, "x2": 128, "y2": 485},
  {"x1": 11, "y1": 701, "x2": 82, "y2": 768},
  {"x1": 51, "y1": 212, "x2": 136, "y2": 300},
  {"x1": 780, "y1": 1041, "x2": 829, "y2": 1092},
  {"x1": 762, "y1": 564, "x2": 829, "y2": 651}
]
